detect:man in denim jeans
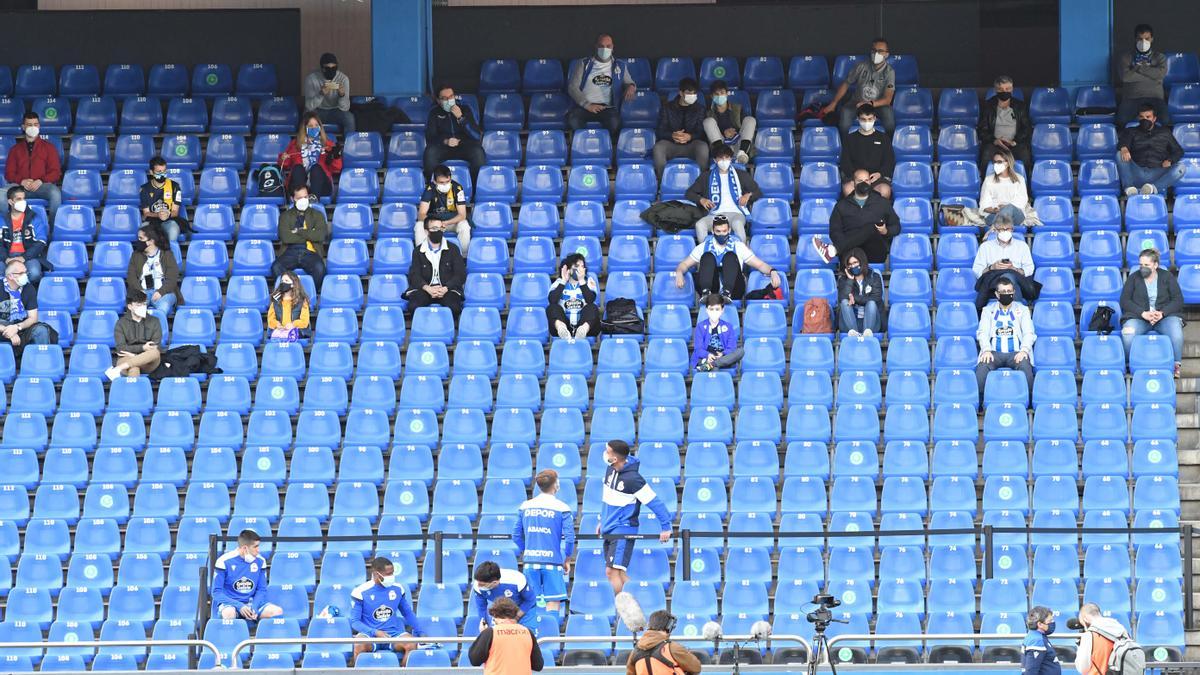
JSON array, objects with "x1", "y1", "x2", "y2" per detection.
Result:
[{"x1": 1116, "y1": 103, "x2": 1186, "y2": 197}]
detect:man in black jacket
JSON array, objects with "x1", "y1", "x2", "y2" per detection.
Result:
[
  {"x1": 812, "y1": 172, "x2": 901, "y2": 265},
  {"x1": 652, "y1": 78, "x2": 708, "y2": 176},
  {"x1": 423, "y1": 84, "x2": 486, "y2": 182},
  {"x1": 685, "y1": 143, "x2": 759, "y2": 240},
  {"x1": 840, "y1": 104, "x2": 894, "y2": 198},
  {"x1": 403, "y1": 219, "x2": 467, "y2": 319},
  {"x1": 1117, "y1": 103, "x2": 1186, "y2": 197},
  {"x1": 977, "y1": 76, "x2": 1032, "y2": 174}
]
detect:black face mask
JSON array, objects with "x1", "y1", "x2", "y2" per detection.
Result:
[
  {"x1": 322, "y1": 66, "x2": 338, "y2": 80},
  {"x1": 854, "y1": 182, "x2": 870, "y2": 197},
  {"x1": 995, "y1": 91, "x2": 1012, "y2": 102},
  {"x1": 427, "y1": 231, "x2": 444, "y2": 244},
  {"x1": 277, "y1": 282, "x2": 293, "y2": 296},
  {"x1": 848, "y1": 265, "x2": 862, "y2": 276},
  {"x1": 1140, "y1": 119, "x2": 1154, "y2": 130},
  {"x1": 132, "y1": 240, "x2": 147, "y2": 253},
  {"x1": 997, "y1": 292, "x2": 1014, "y2": 306}
]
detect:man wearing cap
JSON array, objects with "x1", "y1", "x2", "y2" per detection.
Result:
[{"x1": 305, "y1": 52, "x2": 355, "y2": 134}]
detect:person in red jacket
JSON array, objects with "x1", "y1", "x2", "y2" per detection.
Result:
[
  {"x1": 278, "y1": 111, "x2": 342, "y2": 199},
  {"x1": 3, "y1": 112, "x2": 61, "y2": 221}
]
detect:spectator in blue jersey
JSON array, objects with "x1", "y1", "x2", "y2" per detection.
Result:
[
  {"x1": 566, "y1": 33, "x2": 637, "y2": 140},
  {"x1": 514, "y1": 469, "x2": 576, "y2": 614},
  {"x1": 212, "y1": 530, "x2": 283, "y2": 621},
  {"x1": 600, "y1": 440, "x2": 673, "y2": 594},
  {"x1": 689, "y1": 293, "x2": 743, "y2": 372},
  {"x1": 471, "y1": 561, "x2": 541, "y2": 634},
  {"x1": 547, "y1": 253, "x2": 600, "y2": 340},
  {"x1": 350, "y1": 557, "x2": 422, "y2": 666},
  {"x1": 975, "y1": 278, "x2": 1036, "y2": 400},
  {"x1": 1022, "y1": 605, "x2": 1062, "y2": 675}
]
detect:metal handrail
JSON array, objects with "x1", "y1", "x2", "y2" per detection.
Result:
[
  {"x1": 5, "y1": 639, "x2": 223, "y2": 667},
  {"x1": 821, "y1": 632, "x2": 1079, "y2": 664},
  {"x1": 548, "y1": 634, "x2": 812, "y2": 651}
]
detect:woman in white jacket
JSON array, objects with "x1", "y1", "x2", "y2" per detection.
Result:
[{"x1": 980, "y1": 147, "x2": 1029, "y2": 228}]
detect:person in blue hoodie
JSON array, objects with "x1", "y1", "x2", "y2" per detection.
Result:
[
  {"x1": 471, "y1": 561, "x2": 541, "y2": 634},
  {"x1": 349, "y1": 557, "x2": 423, "y2": 665},
  {"x1": 513, "y1": 469, "x2": 576, "y2": 613},
  {"x1": 689, "y1": 293, "x2": 743, "y2": 372},
  {"x1": 600, "y1": 440, "x2": 673, "y2": 594},
  {"x1": 1022, "y1": 605, "x2": 1062, "y2": 675}
]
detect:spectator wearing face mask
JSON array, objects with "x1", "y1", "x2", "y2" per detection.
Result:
[
  {"x1": 839, "y1": 104, "x2": 894, "y2": 199},
  {"x1": 976, "y1": 278, "x2": 1036, "y2": 400},
  {"x1": 1120, "y1": 248, "x2": 1185, "y2": 378},
  {"x1": 653, "y1": 78, "x2": 708, "y2": 176},
  {"x1": 703, "y1": 80, "x2": 756, "y2": 164},
  {"x1": 1117, "y1": 103, "x2": 1185, "y2": 197},
  {"x1": 267, "y1": 271, "x2": 311, "y2": 341},
  {"x1": 1117, "y1": 23, "x2": 1169, "y2": 127},
  {"x1": 425, "y1": 84, "x2": 486, "y2": 182},
  {"x1": 690, "y1": 292, "x2": 743, "y2": 372},
  {"x1": 2, "y1": 112, "x2": 61, "y2": 220},
  {"x1": 566, "y1": 33, "x2": 636, "y2": 140},
  {"x1": 0, "y1": 186, "x2": 50, "y2": 286},
  {"x1": 404, "y1": 219, "x2": 467, "y2": 319},
  {"x1": 675, "y1": 215, "x2": 779, "y2": 301},
  {"x1": 107, "y1": 290, "x2": 161, "y2": 380},
  {"x1": 0, "y1": 259, "x2": 52, "y2": 354},
  {"x1": 272, "y1": 185, "x2": 328, "y2": 289},
  {"x1": 127, "y1": 222, "x2": 183, "y2": 317},
  {"x1": 978, "y1": 75, "x2": 1032, "y2": 173},
  {"x1": 979, "y1": 148, "x2": 1029, "y2": 228},
  {"x1": 822, "y1": 38, "x2": 896, "y2": 136},
  {"x1": 139, "y1": 156, "x2": 187, "y2": 242},
  {"x1": 685, "y1": 143, "x2": 759, "y2": 241},
  {"x1": 417, "y1": 165, "x2": 471, "y2": 253},
  {"x1": 304, "y1": 52, "x2": 355, "y2": 134},
  {"x1": 812, "y1": 169, "x2": 901, "y2": 265},
  {"x1": 279, "y1": 112, "x2": 343, "y2": 199},
  {"x1": 547, "y1": 253, "x2": 600, "y2": 340},
  {"x1": 837, "y1": 248, "x2": 884, "y2": 337},
  {"x1": 973, "y1": 211, "x2": 1036, "y2": 308}
]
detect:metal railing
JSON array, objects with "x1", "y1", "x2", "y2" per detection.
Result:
[{"x1": 2, "y1": 639, "x2": 223, "y2": 668}]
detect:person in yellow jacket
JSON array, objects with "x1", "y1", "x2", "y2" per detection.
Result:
[
  {"x1": 266, "y1": 271, "x2": 311, "y2": 340},
  {"x1": 467, "y1": 598, "x2": 543, "y2": 675},
  {"x1": 626, "y1": 610, "x2": 702, "y2": 675}
]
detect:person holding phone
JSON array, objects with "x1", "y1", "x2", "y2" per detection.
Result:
[
  {"x1": 126, "y1": 222, "x2": 183, "y2": 317},
  {"x1": 546, "y1": 252, "x2": 600, "y2": 340},
  {"x1": 107, "y1": 289, "x2": 161, "y2": 379},
  {"x1": 303, "y1": 52, "x2": 355, "y2": 134},
  {"x1": 279, "y1": 112, "x2": 343, "y2": 199}
]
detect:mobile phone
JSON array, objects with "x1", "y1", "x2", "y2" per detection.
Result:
[{"x1": 1001, "y1": 258, "x2": 1010, "y2": 264}]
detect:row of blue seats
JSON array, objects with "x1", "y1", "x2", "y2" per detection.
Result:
[
  {"x1": 0, "y1": 95, "x2": 296, "y2": 136},
  {"x1": 0, "y1": 64, "x2": 277, "y2": 99}
]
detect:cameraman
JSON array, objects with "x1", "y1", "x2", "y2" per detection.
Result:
[
  {"x1": 626, "y1": 610, "x2": 701, "y2": 675},
  {"x1": 1073, "y1": 603, "x2": 1129, "y2": 675},
  {"x1": 1022, "y1": 606, "x2": 1062, "y2": 675},
  {"x1": 547, "y1": 253, "x2": 600, "y2": 340}
]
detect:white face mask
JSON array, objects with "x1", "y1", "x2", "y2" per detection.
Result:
[
  {"x1": 294, "y1": 198, "x2": 309, "y2": 212},
  {"x1": 14, "y1": 273, "x2": 28, "y2": 287},
  {"x1": 24, "y1": 126, "x2": 39, "y2": 139},
  {"x1": 682, "y1": 93, "x2": 698, "y2": 105},
  {"x1": 993, "y1": 162, "x2": 1007, "y2": 175},
  {"x1": 131, "y1": 305, "x2": 147, "y2": 319},
  {"x1": 1137, "y1": 39, "x2": 1152, "y2": 53},
  {"x1": 11, "y1": 200, "x2": 25, "y2": 213},
  {"x1": 997, "y1": 230, "x2": 1014, "y2": 243},
  {"x1": 380, "y1": 574, "x2": 396, "y2": 585},
  {"x1": 706, "y1": 309, "x2": 724, "y2": 325},
  {"x1": 603, "y1": 453, "x2": 616, "y2": 466},
  {"x1": 858, "y1": 120, "x2": 875, "y2": 133},
  {"x1": 872, "y1": 52, "x2": 886, "y2": 65},
  {"x1": 436, "y1": 182, "x2": 452, "y2": 193},
  {"x1": 716, "y1": 159, "x2": 732, "y2": 171},
  {"x1": 596, "y1": 47, "x2": 612, "y2": 61},
  {"x1": 243, "y1": 552, "x2": 257, "y2": 563}
]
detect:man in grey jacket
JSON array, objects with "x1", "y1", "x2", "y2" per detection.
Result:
[
  {"x1": 304, "y1": 52, "x2": 355, "y2": 133},
  {"x1": 566, "y1": 34, "x2": 636, "y2": 140},
  {"x1": 1116, "y1": 24, "x2": 1168, "y2": 127}
]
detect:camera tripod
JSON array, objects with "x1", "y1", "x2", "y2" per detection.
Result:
[{"x1": 806, "y1": 624, "x2": 837, "y2": 675}]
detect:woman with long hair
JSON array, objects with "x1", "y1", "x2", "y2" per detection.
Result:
[
  {"x1": 267, "y1": 271, "x2": 311, "y2": 340},
  {"x1": 979, "y1": 147, "x2": 1029, "y2": 227},
  {"x1": 278, "y1": 111, "x2": 342, "y2": 198}
]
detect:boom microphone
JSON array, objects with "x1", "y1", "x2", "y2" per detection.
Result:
[
  {"x1": 702, "y1": 620, "x2": 723, "y2": 653},
  {"x1": 614, "y1": 592, "x2": 647, "y2": 633},
  {"x1": 750, "y1": 620, "x2": 773, "y2": 641}
]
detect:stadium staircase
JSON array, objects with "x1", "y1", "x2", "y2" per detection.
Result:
[{"x1": 1177, "y1": 311, "x2": 1200, "y2": 659}]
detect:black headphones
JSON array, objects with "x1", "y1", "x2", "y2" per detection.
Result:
[{"x1": 663, "y1": 613, "x2": 678, "y2": 633}]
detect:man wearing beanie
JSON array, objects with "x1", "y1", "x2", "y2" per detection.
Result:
[{"x1": 305, "y1": 52, "x2": 355, "y2": 133}]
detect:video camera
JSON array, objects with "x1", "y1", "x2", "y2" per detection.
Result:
[{"x1": 805, "y1": 593, "x2": 845, "y2": 632}]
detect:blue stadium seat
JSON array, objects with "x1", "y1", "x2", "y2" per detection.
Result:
[
  {"x1": 253, "y1": 97, "x2": 298, "y2": 134},
  {"x1": 937, "y1": 124, "x2": 978, "y2": 160},
  {"x1": 936, "y1": 160, "x2": 981, "y2": 199},
  {"x1": 892, "y1": 161, "x2": 935, "y2": 199},
  {"x1": 1077, "y1": 122, "x2": 1118, "y2": 160},
  {"x1": 937, "y1": 88, "x2": 980, "y2": 125},
  {"x1": 1074, "y1": 85, "x2": 1117, "y2": 123},
  {"x1": 522, "y1": 58, "x2": 564, "y2": 93},
  {"x1": 1032, "y1": 123, "x2": 1073, "y2": 160},
  {"x1": 190, "y1": 63, "x2": 233, "y2": 98},
  {"x1": 1078, "y1": 159, "x2": 1120, "y2": 195},
  {"x1": 479, "y1": 59, "x2": 520, "y2": 94}
]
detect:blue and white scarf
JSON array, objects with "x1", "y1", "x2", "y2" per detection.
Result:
[
  {"x1": 708, "y1": 167, "x2": 748, "y2": 217},
  {"x1": 702, "y1": 233, "x2": 742, "y2": 262}
]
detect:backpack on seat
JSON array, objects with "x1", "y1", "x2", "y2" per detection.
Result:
[
  {"x1": 801, "y1": 297, "x2": 833, "y2": 333},
  {"x1": 602, "y1": 298, "x2": 645, "y2": 335},
  {"x1": 253, "y1": 163, "x2": 285, "y2": 196}
]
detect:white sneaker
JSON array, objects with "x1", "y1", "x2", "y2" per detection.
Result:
[
  {"x1": 862, "y1": 329, "x2": 873, "y2": 338},
  {"x1": 555, "y1": 324, "x2": 572, "y2": 340},
  {"x1": 847, "y1": 329, "x2": 860, "y2": 337},
  {"x1": 1125, "y1": 186, "x2": 1139, "y2": 198},
  {"x1": 1141, "y1": 183, "x2": 1158, "y2": 195},
  {"x1": 811, "y1": 235, "x2": 835, "y2": 264},
  {"x1": 736, "y1": 150, "x2": 750, "y2": 165}
]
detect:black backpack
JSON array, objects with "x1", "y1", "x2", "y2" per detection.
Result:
[
  {"x1": 253, "y1": 163, "x2": 285, "y2": 197},
  {"x1": 602, "y1": 298, "x2": 645, "y2": 335},
  {"x1": 1088, "y1": 305, "x2": 1116, "y2": 335}
]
